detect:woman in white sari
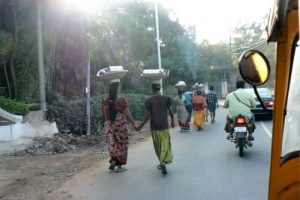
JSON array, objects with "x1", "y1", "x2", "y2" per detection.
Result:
[{"x1": 176, "y1": 89, "x2": 190, "y2": 132}]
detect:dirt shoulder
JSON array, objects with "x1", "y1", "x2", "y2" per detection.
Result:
[{"x1": 0, "y1": 128, "x2": 149, "y2": 200}]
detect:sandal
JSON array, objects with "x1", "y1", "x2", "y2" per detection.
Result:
[
  {"x1": 161, "y1": 164, "x2": 167, "y2": 175},
  {"x1": 108, "y1": 161, "x2": 116, "y2": 171},
  {"x1": 116, "y1": 165, "x2": 128, "y2": 172}
]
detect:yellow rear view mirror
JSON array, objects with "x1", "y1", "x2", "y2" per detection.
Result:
[{"x1": 238, "y1": 50, "x2": 271, "y2": 86}]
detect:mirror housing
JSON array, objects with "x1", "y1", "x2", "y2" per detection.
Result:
[
  {"x1": 238, "y1": 50, "x2": 271, "y2": 86},
  {"x1": 239, "y1": 50, "x2": 273, "y2": 112}
]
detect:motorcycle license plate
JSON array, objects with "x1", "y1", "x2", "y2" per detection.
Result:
[{"x1": 234, "y1": 127, "x2": 247, "y2": 132}]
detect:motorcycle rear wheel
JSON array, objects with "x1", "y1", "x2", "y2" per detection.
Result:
[{"x1": 238, "y1": 139, "x2": 244, "y2": 157}]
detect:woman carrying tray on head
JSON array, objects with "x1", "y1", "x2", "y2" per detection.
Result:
[
  {"x1": 99, "y1": 67, "x2": 137, "y2": 172},
  {"x1": 192, "y1": 83, "x2": 207, "y2": 131},
  {"x1": 175, "y1": 81, "x2": 190, "y2": 132}
]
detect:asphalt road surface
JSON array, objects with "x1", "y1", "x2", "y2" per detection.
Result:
[{"x1": 64, "y1": 108, "x2": 273, "y2": 200}]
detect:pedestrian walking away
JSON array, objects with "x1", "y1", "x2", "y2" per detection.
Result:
[
  {"x1": 136, "y1": 82, "x2": 175, "y2": 175},
  {"x1": 176, "y1": 89, "x2": 190, "y2": 132},
  {"x1": 98, "y1": 67, "x2": 138, "y2": 172},
  {"x1": 192, "y1": 87, "x2": 207, "y2": 131},
  {"x1": 183, "y1": 90, "x2": 193, "y2": 122},
  {"x1": 206, "y1": 85, "x2": 218, "y2": 123},
  {"x1": 174, "y1": 81, "x2": 190, "y2": 132}
]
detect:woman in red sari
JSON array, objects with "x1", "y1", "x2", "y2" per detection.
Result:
[{"x1": 102, "y1": 79, "x2": 136, "y2": 172}]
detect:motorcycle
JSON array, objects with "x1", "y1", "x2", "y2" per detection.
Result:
[{"x1": 229, "y1": 114, "x2": 253, "y2": 157}]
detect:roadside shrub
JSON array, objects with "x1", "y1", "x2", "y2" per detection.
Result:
[
  {"x1": 91, "y1": 95, "x2": 104, "y2": 134},
  {"x1": 47, "y1": 93, "x2": 149, "y2": 135},
  {"x1": 47, "y1": 98, "x2": 87, "y2": 135},
  {"x1": 123, "y1": 93, "x2": 149, "y2": 120},
  {"x1": 94, "y1": 93, "x2": 149, "y2": 125},
  {"x1": 45, "y1": 96, "x2": 107, "y2": 135},
  {"x1": 0, "y1": 97, "x2": 29, "y2": 115},
  {"x1": 27, "y1": 103, "x2": 41, "y2": 111}
]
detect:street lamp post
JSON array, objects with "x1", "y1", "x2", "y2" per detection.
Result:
[
  {"x1": 37, "y1": 0, "x2": 46, "y2": 113},
  {"x1": 85, "y1": 33, "x2": 95, "y2": 136},
  {"x1": 154, "y1": 1, "x2": 163, "y2": 94},
  {"x1": 86, "y1": 59, "x2": 91, "y2": 135}
]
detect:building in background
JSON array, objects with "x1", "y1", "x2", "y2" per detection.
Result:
[{"x1": 209, "y1": 65, "x2": 239, "y2": 99}]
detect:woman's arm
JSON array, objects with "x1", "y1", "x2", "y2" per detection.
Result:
[
  {"x1": 136, "y1": 110, "x2": 150, "y2": 131},
  {"x1": 203, "y1": 97, "x2": 207, "y2": 107},
  {"x1": 124, "y1": 108, "x2": 135, "y2": 124},
  {"x1": 169, "y1": 110, "x2": 175, "y2": 128}
]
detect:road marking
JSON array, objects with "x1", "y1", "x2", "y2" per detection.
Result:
[{"x1": 260, "y1": 121, "x2": 272, "y2": 138}]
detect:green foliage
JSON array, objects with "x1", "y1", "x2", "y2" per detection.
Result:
[
  {"x1": 231, "y1": 22, "x2": 265, "y2": 68},
  {"x1": 1, "y1": 0, "x2": 277, "y2": 134},
  {"x1": 47, "y1": 98, "x2": 87, "y2": 135},
  {"x1": 123, "y1": 93, "x2": 149, "y2": 120},
  {"x1": 14, "y1": 35, "x2": 39, "y2": 102},
  {"x1": 27, "y1": 103, "x2": 40, "y2": 111},
  {"x1": 46, "y1": 93, "x2": 149, "y2": 135},
  {"x1": 88, "y1": 1, "x2": 197, "y2": 93},
  {"x1": 231, "y1": 22, "x2": 276, "y2": 87},
  {"x1": 0, "y1": 0, "x2": 37, "y2": 99},
  {"x1": 164, "y1": 85, "x2": 178, "y2": 97},
  {"x1": 0, "y1": 31, "x2": 12, "y2": 64},
  {"x1": 46, "y1": 90, "x2": 102, "y2": 135},
  {"x1": 0, "y1": 97, "x2": 29, "y2": 115},
  {"x1": 90, "y1": 96, "x2": 103, "y2": 133}
]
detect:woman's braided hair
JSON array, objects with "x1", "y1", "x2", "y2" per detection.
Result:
[{"x1": 108, "y1": 82, "x2": 119, "y2": 121}]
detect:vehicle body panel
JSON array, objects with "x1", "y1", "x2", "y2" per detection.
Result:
[
  {"x1": 268, "y1": 6, "x2": 300, "y2": 200},
  {"x1": 244, "y1": 88, "x2": 273, "y2": 118}
]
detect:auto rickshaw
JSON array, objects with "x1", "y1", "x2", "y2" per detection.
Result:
[{"x1": 238, "y1": 0, "x2": 300, "y2": 199}]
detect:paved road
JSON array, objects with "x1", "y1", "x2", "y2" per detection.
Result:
[{"x1": 65, "y1": 108, "x2": 273, "y2": 200}]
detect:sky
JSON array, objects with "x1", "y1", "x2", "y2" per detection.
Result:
[
  {"x1": 61, "y1": 0, "x2": 274, "y2": 44},
  {"x1": 159, "y1": 0, "x2": 274, "y2": 43}
]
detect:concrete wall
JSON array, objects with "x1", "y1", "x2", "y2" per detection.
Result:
[
  {"x1": 0, "y1": 110, "x2": 59, "y2": 154},
  {"x1": 0, "y1": 108, "x2": 23, "y2": 123},
  {"x1": 0, "y1": 121, "x2": 58, "y2": 141}
]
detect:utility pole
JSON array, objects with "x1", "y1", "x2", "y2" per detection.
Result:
[
  {"x1": 229, "y1": 28, "x2": 232, "y2": 54},
  {"x1": 155, "y1": 1, "x2": 163, "y2": 94},
  {"x1": 85, "y1": 33, "x2": 95, "y2": 136},
  {"x1": 37, "y1": 0, "x2": 46, "y2": 113},
  {"x1": 86, "y1": 60, "x2": 91, "y2": 135}
]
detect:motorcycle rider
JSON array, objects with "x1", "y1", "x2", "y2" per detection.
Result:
[{"x1": 223, "y1": 80, "x2": 256, "y2": 140}]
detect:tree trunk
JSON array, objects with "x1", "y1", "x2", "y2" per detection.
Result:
[
  {"x1": 9, "y1": 3, "x2": 18, "y2": 99},
  {"x1": 2, "y1": 64, "x2": 12, "y2": 98}
]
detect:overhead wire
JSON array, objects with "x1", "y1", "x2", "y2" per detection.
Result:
[
  {"x1": 230, "y1": 40, "x2": 267, "y2": 55},
  {"x1": 230, "y1": 39, "x2": 266, "y2": 53}
]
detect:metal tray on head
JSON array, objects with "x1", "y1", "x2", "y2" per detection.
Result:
[
  {"x1": 193, "y1": 83, "x2": 204, "y2": 90},
  {"x1": 140, "y1": 69, "x2": 169, "y2": 80},
  {"x1": 97, "y1": 66, "x2": 128, "y2": 80},
  {"x1": 175, "y1": 81, "x2": 187, "y2": 89}
]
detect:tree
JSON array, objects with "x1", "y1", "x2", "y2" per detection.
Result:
[
  {"x1": 86, "y1": 1, "x2": 197, "y2": 93},
  {"x1": 0, "y1": 0, "x2": 38, "y2": 100},
  {"x1": 195, "y1": 40, "x2": 232, "y2": 84},
  {"x1": 231, "y1": 22, "x2": 276, "y2": 87}
]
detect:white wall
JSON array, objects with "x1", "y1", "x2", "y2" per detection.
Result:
[{"x1": 0, "y1": 121, "x2": 59, "y2": 154}]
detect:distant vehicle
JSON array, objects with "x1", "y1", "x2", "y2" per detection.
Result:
[{"x1": 244, "y1": 88, "x2": 273, "y2": 118}]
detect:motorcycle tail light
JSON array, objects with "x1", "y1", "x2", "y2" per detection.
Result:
[
  {"x1": 264, "y1": 101, "x2": 274, "y2": 107},
  {"x1": 236, "y1": 118, "x2": 245, "y2": 124}
]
